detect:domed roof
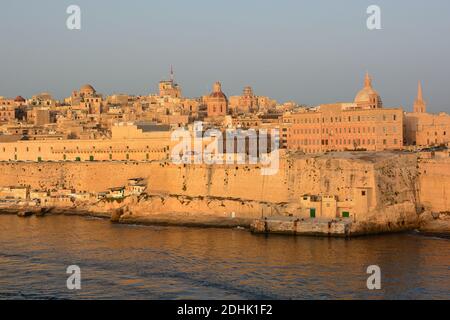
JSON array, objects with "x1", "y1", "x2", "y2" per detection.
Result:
[
  {"x1": 14, "y1": 96, "x2": 25, "y2": 102},
  {"x1": 209, "y1": 81, "x2": 227, "y2": 100},
  {"x1": 354, "y1": 73, "x2": 380, "y2": 103},
  {"x1": 210, "y1": 91, "x2": 227, "y2": 99},
  {"x1": 355, "y1": 87, "x2": 379, "y2": 103},
  {"x1": 80, "y1": 84, "x2": 95, "y2": 93}
]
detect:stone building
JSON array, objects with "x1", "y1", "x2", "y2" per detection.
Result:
[
  {"x1": 159, "y1": 67, "x2": 182, "y2": 98},
  {"x1": 28, "y1": 107, "x2": 51, "y2": 126},
  {"x1": 28, "y1": 92, "x2": 57, "y2": 108},
  {"x1": 69, "y1": 84, "x2": 104, "y2": 114},
  {"x1": 159, "y1": 80, "x2": 181, "y2": 98},
  {"x1": 0, "y1": 98, "x2": 16, "y2": 123},
  {"x1": 0, "y1": 186, "x2": 28, "y2": 200},
  {"x1": 81, "y1": 85, "x2": 104, "y2": 114},
  {"x1": 205, "y1": 82, "x2": 228, "y2": 118},
  {"x1": 107, "y1": 94, "x2": 130, "y2": 106},
  {"x1": 298, "y1": 189, "x2": 372, "y2": 220},
  {"x1": 0, "y1": 122, "x2": 172, "y2": 162},
  {"x1": 229, "y1": 86, "x2": 277, "y2": 114},
  {"x1": 285, "y1": 73, "x2": 403, "y2": 153},
  {"x1": 229, "y1": 86, "x2": 258, "y2": 114},
  {"x1": 404, "y1": 82, "x2": 450, "y2": 147}
]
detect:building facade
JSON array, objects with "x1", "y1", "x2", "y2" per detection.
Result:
[
  {"x1": 0, "y1": 123, "x2": 171, "y2": 162},
  {"x1": 285, "y1": 74, "x2": 403, "y2": 153},
  {"x1": 404, "y1": 82, "x2": 450, "y2": 147}
]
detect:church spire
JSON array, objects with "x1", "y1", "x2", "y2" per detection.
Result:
[
  {"x1": 414, "y1": 81, "x2": 427, "y2": 113},
  {"x1": 364, "y1": 72, "x2": 372, "y2": 88},
  {"x1": 417, "y1": 81, "x2": 423, "y2": 102}
]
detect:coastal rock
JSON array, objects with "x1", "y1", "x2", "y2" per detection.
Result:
[
  {"x1": 419, "y1": 211, "x2": 450, "y2": 235},
  {"x1": 0, "y1": 151, "x2": 449, "y2": 236}
]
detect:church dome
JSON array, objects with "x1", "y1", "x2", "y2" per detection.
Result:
[
  {"x1": 209, "y1": 82, "x2": 227, "y2": 100},
  {"x1": 354, "y1": 73, "x2": 382, "y2": 107},
  {"x1": 14, "y1": 96, "x2": 26, "y2": 102},
  {"x1": 354, "y1": 87, "x2": 379, "y2": 103},
  {"x1": 210, "y1": 91, "x2": 227, "y2": 99},
  {"x1": 80, "y1": 84, "x2": 96, "y2": 94}
]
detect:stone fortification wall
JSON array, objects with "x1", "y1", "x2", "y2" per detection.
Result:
[
  {"x1": 418, "y1": 157, "x2": 450, "y2": 213},
  {"x1": 0, "y1": 152, "x2": 421, "y2": 221}
]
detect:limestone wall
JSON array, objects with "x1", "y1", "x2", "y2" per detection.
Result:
[
  {"x1": 0, "y1": 152, "x2": 422, "y2": 221},
  {"x1": 0, "y1": 154, "x2": 385, "y2": 202},
  {"x1": 418, "y1": 157, "x2": 450, "y2": 212},
  {"x1": 373, "y1": 154, "x2": 419, "y2": 207}
]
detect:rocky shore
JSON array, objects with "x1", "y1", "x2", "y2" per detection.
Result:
[
  {"x1": 0, "y1": 206, "x2": 110, "y2": 219},
  {"x1": 418, "y1": 211, "x2": 450, "y2": 237},
  {"x1": 2, "y1": 197, "x2": 449, "y2": 238},
  {"x1": 1, "y1": 151, "x2": 449, "y2": 238}
]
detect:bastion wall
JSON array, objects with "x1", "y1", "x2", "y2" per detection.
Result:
[
  {"x1": 0, "y1": 152, "x2": 421, "y2": 216},
  {"x1": 418, "y1": 157, "x2": 450, "y2": 213}
]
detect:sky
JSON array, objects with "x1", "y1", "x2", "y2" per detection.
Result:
[{"x1": 0, "y1": 0, "x2": 450, "y2": 113}]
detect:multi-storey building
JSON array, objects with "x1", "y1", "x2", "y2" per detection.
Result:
[
  {"x1": 285, "y1": 74, "x2": 403, "y2": 153},
  {"x1": 159, "y1": 67, "x2": 181, "y2": 98},
  {"x1": 0, "y1": 123, "x2": 171, "y2": 162},
  {"x1": 404, "y1": 82, "x2": 450, "y2": 147},
  {"x1": 229, "y1": 86, "x2": 277, "y2": 114},
  {"x1": 159, "y1": 79, "x2": 181, "y2": 99},
  {"x1": 27, "y1": 107, "x2": 51, "y2": 126},
  {"x1": 0, "y1": 99, "x2": 16, "y2": 123}
]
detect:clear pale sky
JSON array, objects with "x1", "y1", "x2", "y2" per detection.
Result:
[{"x1": 1, "y1": 0, "x2": 449, "y2": 112}]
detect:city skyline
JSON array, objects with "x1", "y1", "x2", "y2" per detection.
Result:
[
  {"x1": 1, "y1": 1, "x2": 449, "y2": 303},
  {"x1": 1, "y1": 0, "x2": 450, "y2": 112},
  {"x1": 0, "y1": 69, "x2": 441, "y2": 113}
]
